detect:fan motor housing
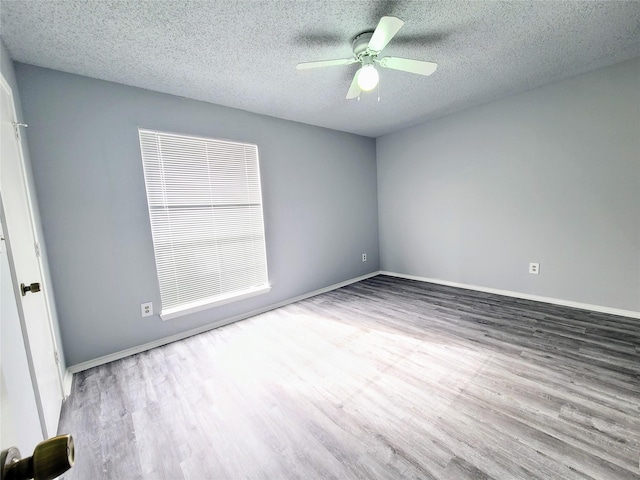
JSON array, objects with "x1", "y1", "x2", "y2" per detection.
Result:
[{"x1": 352, "y1": 31, "x2": 374, "y2": 58}]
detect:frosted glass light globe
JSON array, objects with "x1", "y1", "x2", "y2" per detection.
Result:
[{"x1": 357, "y1": 65, "x2": 379, "y2": 91}]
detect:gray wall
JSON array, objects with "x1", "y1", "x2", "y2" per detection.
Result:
[
  {"x1": 15, "y1": 64, "x2": 379, "y2": 367},
  {"x1": 378, "y1": 57, "x2": 640, "y2": 312},
  {"x1": 1, "y1": 41, "x2": 66, "y2": 375}
]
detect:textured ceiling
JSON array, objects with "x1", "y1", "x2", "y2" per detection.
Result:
[{"x1": 1, "y1": 1, "x2": 640, "y2": 137}]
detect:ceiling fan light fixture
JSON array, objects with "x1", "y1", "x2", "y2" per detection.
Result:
[
  {"x1": 357, "y1": 64, "x2": 379, "y2": 91},
  {"x1": 296, "y1": 16, "x2": 437, "y2": 100}
]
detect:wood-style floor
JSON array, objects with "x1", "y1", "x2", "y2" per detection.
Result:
[{"x1": 58, "y1": 275, "x2": 640, "y2": 479}]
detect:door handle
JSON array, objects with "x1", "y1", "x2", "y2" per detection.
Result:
[
  {"x1": 1, "y1": 434, "x2": 74, "y2": 480},
  {"x1": 20, "y1": 282, "x2": 41, "y2": 296}
]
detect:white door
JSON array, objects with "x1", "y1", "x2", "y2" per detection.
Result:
[
  {"x1": 1, "y1": 217, "x2": 43, "y2": 453},
  {"x1": 0, "y1": 76, "x2": 63, "y2": 438}
]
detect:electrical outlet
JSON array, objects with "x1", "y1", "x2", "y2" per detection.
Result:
[
  {"x1": 529, "y1": 263, "x2": 540, "y2": 275},
  {"x1": 362, "y1": 253, "x2": 367, "y2": 262},
  {"x1": 141, "y1": 302, "x2": 153, "y2": 317}
]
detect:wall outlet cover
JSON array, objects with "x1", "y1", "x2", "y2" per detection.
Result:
[
  {"x1": 529, "y1": 263, "x2": 540, "y2": 275},
  {"x1": 141, "y1": 302, "x2": 153, "y2": 317}
]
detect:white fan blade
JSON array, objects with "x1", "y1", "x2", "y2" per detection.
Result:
[
  {"x1": 346, "y1": 69, "x2": 362, "y2": 99},
  {"x1": 368, "y1": 16, "x2": 405, "y2": 52},
  {"x1": 378, "y1": 57, "x2": 438, "y2": 76},
  {"x1": 296, "y1": 58, "x2": 357, "y2": 70}
]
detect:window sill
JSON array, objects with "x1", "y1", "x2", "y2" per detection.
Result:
[{"x1": 160, "y1": 284, "x2": 271, "y2": 321}]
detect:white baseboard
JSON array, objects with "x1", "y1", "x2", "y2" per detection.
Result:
[
  {"x1": 66, "y1": 269, "x2": 638, "y2": 379},
  {"x1": 380, "y1": 271, "x2": 640, "y2": 319},
  {"x1": 62, "y1": 369, "x2": 73, "y2": 399},
  {"x1": 66, "y1": 271, "x2": 380, "y2": 375}
]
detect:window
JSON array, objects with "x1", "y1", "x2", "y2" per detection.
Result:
[{"x1": 139, "y1": 129, "x2": 269, "y2": 320}]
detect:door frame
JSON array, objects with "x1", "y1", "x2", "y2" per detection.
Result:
[{"x1": 0, "y1": 73, "x2": 65, "y2": 431}]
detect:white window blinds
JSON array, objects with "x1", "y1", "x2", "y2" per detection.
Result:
[{"x1": 139, "y1": 129, "x2": 269, "y2": 319}]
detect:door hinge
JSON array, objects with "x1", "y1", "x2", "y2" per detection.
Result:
[
  {"x1": 35, "y1": 242, "x2": 41, "y2": 257},
  {"x1": 11, "y1": 122, "x2": 27, "y2": 141},
  {"x1": 54, "y1": 350, "x2": 60, "y2": 364}
]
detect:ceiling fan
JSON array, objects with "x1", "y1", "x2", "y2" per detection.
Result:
[{"x1": 296, "y1": 16, "x2": 438, "y2": 99}]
